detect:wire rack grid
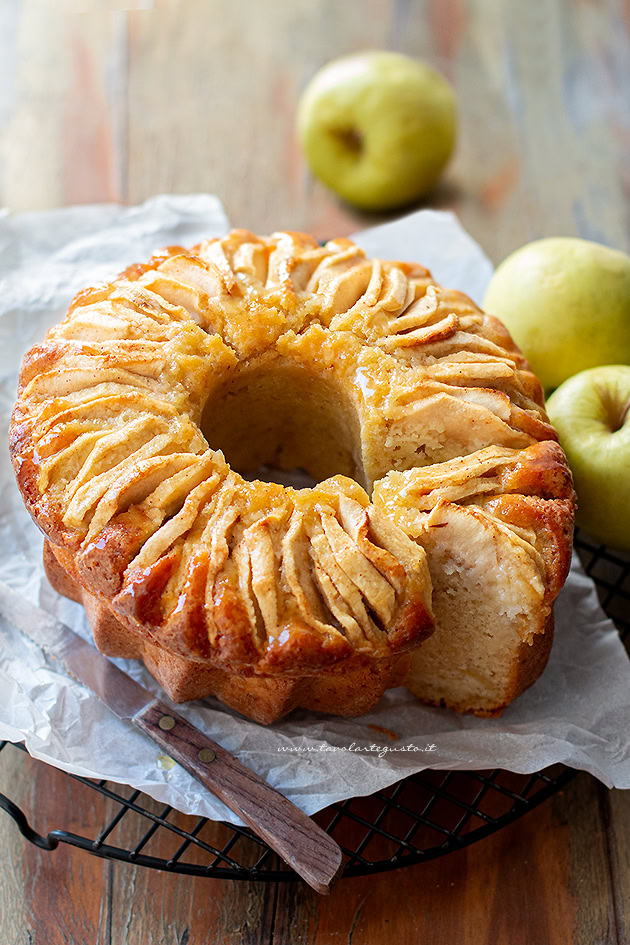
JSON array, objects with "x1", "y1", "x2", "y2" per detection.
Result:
[{"x1": 0, "y1": 529, "x2": 628, "y2": 881}]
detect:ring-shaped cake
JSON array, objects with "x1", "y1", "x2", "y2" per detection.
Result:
[{"x1": 10, "y1": 230, "x2": 575, "y2": 722}]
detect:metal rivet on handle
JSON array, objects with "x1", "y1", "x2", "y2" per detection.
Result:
[
  {"x1": 198, "y1": 748, "x2": 216, "y2": 764},
  {"x1": 159, "y1": 715, "x2": 176, "y2": 731}
]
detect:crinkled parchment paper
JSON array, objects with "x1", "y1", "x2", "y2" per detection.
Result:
[{"x1": 1, "y1": 195, "x2": 629, "y2": 827}]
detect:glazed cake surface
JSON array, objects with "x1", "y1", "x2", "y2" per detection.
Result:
[{"x1": 10, "y1": 229, "x2": 575, "y2": 722}]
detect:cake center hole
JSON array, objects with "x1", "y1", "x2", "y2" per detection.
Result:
[{"x1": 201, "y1": 361, "x2": 366, "y2": 489}]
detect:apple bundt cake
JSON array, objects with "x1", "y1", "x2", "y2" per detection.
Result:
[{"x1": 10, "y1": 229, "x2": 575, "y2": 723}]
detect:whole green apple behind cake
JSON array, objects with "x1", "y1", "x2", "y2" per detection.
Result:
[{"x1": 10, "y1": 229, "x2": 575, "y2": 722}]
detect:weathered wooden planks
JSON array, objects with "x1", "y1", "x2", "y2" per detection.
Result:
[{"x1": 0, "y1": 1, "x2": 629, "y2": 942}]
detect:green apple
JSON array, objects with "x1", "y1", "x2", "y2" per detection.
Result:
[
  {"x1": 483, "y1": 238, "x2": 630, "y2": 391},
  {"x1": 297, "y1": 51, "x2": 456, "y2": 211},
  {"x1": 547, "y1": 365, "x2": 630, "y2": 550}
]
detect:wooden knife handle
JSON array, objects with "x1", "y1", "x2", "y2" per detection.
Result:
[{"x1": 133, "y1": 700, "x2": 344, "y2": 894}]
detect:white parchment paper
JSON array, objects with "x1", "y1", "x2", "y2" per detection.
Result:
[{"x1": 1, "y1": 195, "x2": 630, "y2": 827}]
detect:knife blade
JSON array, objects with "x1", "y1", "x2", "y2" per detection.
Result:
[{"x1": 0, "y1": 579, "x2": 344, "y2": 893}]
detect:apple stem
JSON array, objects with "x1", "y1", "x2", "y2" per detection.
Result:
[
  {"x1": 596, "y1": 384, "x2": 630, "y2": 432},
  {"x1": 333, "y1": 127, "x2": 363, "y2": 156}
]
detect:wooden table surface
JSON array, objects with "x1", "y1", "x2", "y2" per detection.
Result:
[{"x1": 1, "y1": 1, "x2": 629, "y2": 942}]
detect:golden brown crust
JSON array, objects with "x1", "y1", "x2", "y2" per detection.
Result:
[
  {"x1": 481, "y1": 493, "x2": 574, "y2": 604},
  {"x1": 507, "y1": 611, "x2": 556, "y2": 711},
  {"x1": 44, "y1": 540, "x2": 410, "y2": 722},
  {"x1": 12, "y1": 229, "x2": 575, "y2": 721},
  {"x1": 497, "y1": 441, "x2": 575, "y2": 501}
]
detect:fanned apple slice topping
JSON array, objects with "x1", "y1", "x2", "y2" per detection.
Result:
[{"x1": 12, "y1": 229, "x2": 576, "y2": 678}]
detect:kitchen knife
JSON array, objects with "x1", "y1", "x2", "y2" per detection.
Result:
[{"x1": 0, "y1": 579, "x2": 344, "y2": 894}]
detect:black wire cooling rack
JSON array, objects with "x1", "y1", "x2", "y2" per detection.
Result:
[{"x1": 0, "y1": 529, "x2": 628, "y2": 881}]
